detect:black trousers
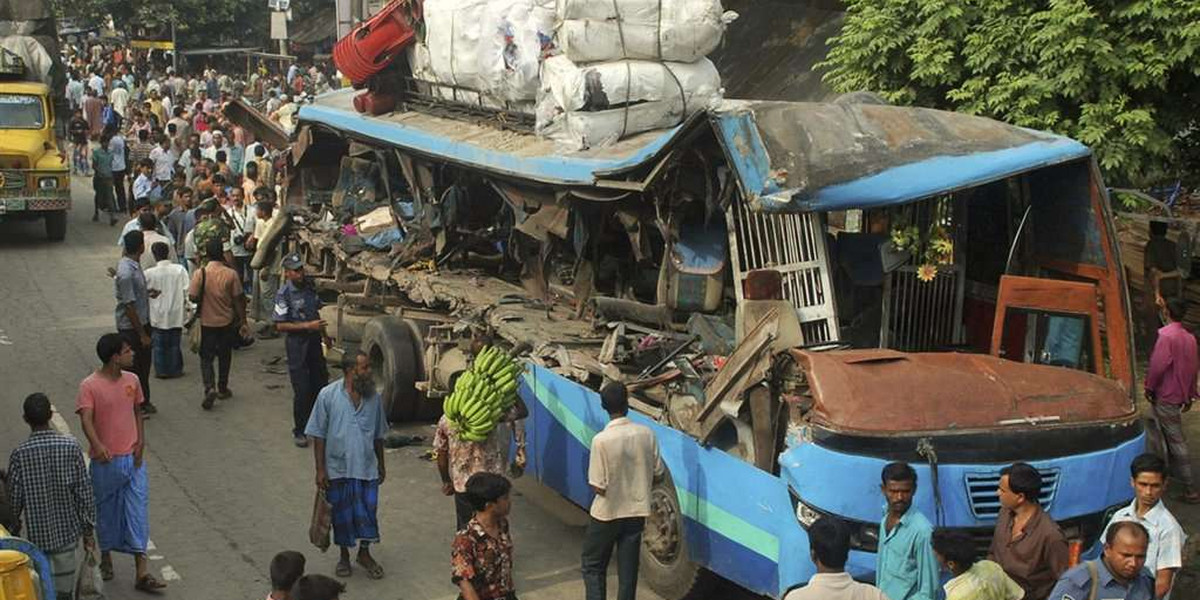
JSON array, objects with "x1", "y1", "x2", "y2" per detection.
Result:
[
  {"x1": 112, "y1": 169, "x2": 128, "y2": 213},
  {"x1": 200, "y1": 324, "x2": 236, "y2": 392},
  {"x1": 454, "y1": 492, "x2": 474, "y2": 531},
  {"x1": 581, "y1": 516, "x2": 644, "y2": 600},
  {"x1": 287, "y1": 333, "x2": 328, "y2": 436},
  {"x1": 118, "y1": 327, "x2": 152, "y2": 405}
]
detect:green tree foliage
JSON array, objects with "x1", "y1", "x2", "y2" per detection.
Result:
[
  {"x1": 819, "y1": 0, "x2": 1200, "y2": 186},
  {"x1": 52, "y1": 0, "x2": 329, "y2": 49}
]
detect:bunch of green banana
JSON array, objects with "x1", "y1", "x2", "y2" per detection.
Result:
[{"x1": 442, "y1": 345, "x2": 524, "y2": 442}]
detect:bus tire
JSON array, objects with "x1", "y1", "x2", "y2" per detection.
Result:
[
  {"x1": 641, "y1": 473, "x2": 712, "y2": 600},
  {"x1": 362, "y1": 316, "x2": 422, "y2": 422},
  {"x1": 45, "y1": 211, "x2": 66, "y2": 241}
]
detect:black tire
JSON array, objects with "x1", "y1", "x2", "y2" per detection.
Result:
[
  {"x1": 641, "y1": 472, "x2": 713, "y2": 600},
  {"x1": 362, "y1": 316, "x2": 422, "y2": 422},
  {"x1": 45, "y1": 211, "x2": 66, "y2": 241}
]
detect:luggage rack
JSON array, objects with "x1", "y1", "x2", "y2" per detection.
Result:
[{"x1": 398, "y1": 76, "x2": 536, "y2": 134}]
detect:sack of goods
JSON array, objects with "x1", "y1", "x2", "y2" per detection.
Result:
[
  {"x1": 417, "y1": 0, "x2": 555, "y2": 105},
  {"x1": 535, "y1": 55, "x2": 723, "y2": 149},
  {"x1": 556, "y1": 0, "x2": 738, "y2": 63},
  {"x1": 442, "y1": 346, "x2": 525, "y2": 442}
]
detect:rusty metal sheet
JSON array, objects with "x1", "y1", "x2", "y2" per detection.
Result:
[
  {"x1": 791, "y1": 349, "x2": 1135, "y2": 435},
  {"x1": 223, "y1": 98, "x2": 290, "y2": 149}
]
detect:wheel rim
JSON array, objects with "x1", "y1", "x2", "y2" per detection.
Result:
[{"x1": 645, "y1": 486, "x2": 683, "y2": 566}]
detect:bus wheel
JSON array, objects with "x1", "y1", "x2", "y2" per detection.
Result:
[
  {"x1": 362, "y1": 316, "x2": 423, "y2": 422},
  {"x1": 641, "y1": 474, "x2": 711, "y2": 600}
]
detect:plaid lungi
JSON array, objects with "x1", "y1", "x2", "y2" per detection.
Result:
[
  {"x1": 1152, "y1": 401, "x2": 1197, "y2": 489},
  {"x1": 326, "y1": 478, "x2": 380, "y2": 548}
]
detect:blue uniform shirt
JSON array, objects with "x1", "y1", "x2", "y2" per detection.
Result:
[
  {"x1": 273, "y1": 279, "x2": 321, "y2": 326},
  {"x1": 877, "y1": 504, "x2": 940, "y2": 600},
  {"x1": 303, "y1": 379, "x2": 388, "y2": 481},
  {"x1": 1047, "y1": 558, "x2": 1154, "y2": 600}
]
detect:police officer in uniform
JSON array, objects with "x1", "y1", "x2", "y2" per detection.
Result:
[
  {"x1": 1047, "y1": 521, "x2": 1154, "y2": 600},
  {"x1": 273, "y1": 253, "x2": 331, "y2": 447}
]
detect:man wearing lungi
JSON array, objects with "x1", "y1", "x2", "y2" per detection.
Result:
[
  {"x1": 76, "y1": 333, "x2": 167, "y2": 591},
  {"x1": 305, "y1": 350, "x2": 388, "y2": 579},
  {"x1": 1145, "y1": 297, "x2": 1200, "y2": 504}
]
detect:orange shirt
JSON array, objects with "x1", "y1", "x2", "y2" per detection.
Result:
[{"x1": 76, "y1": 371, "x2": 144, "y2": 456}]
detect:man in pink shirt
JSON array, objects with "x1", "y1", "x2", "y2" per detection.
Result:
[
  {"x1": 76, "y1": 333, "x2": 166, "y2": 591},
  {"x1": 1145, "y1": 297, "x2": 1200, "y2": 503}
]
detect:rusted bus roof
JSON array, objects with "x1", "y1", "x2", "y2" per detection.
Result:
[
  {"x1": 711, "y1": 100, "x2": 1092, "y2": 212},
  {"x1": 791, "y1": 349, "x2": 1134, "y2": 435},
  {"x1": 223, "y1": 98, "x2": 290, "y2": 149}
]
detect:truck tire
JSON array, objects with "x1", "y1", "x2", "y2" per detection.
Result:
[
  {"x1": 361, "y1": 316, "x2": 424, "y2": 422},
  {"x1": 45, "y1": 211, "x2": 66, "y2": 241},
  {"x1": 641, "y1": 472, "x2": 713, "y2": 600}
]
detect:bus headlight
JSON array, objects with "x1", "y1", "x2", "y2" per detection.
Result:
[{"x1": 38, "y1": 177, "x2": 58, "y2": 189}]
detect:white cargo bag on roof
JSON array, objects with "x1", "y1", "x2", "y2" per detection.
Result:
[
  {"x1": 555, "y1": 0, "x2": 737, "y2": 63},
  {"x1": 535, "y1": 55, "x2": 722, "y2": 149},
  {"x1": 420, "y1": 0, "x2": 554, "y2": 104}
]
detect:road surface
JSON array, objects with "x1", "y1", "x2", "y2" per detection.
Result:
[{"x1": 0, "y1": 176, "x2": 672, "y2": 600}]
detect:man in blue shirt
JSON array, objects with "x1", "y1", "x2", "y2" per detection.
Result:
[
  {"x1": 305, "y1": 351, "x2": 388, "y2": 581},
  {"x1": 115, "y1": 230, "x2": 159, "y2": 415},
  {"x1": 1047, "y1": 521, "x2": 1154, "y2": 600},
  {"x1": 876, "y1": 462, "x2": 939, "y2": 600},
  {"x1": 275, "y1": 253, "x2": 330, "y2": 447}
]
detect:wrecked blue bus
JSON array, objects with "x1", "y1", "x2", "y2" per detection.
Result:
[{"x1": 288, "y1": 92, "x2": 1142, "y2": 598}]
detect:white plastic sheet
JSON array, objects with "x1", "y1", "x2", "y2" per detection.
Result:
[
  {"x1": 536, "y1": 55, "x2": 722, "y2": 149},
  {"x1": 555, "y1": 0, "x2": 736, "y2": 63},
  {"x1": 419, "y1": 0, "x2": 554, "y2": 103}
]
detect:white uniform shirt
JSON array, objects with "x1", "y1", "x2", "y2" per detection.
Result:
[
  {"x1": 587, "y1": 416, "x2": 663, "y2": 521},
  {"x1": 145, "y1": 259, "x2": 190, "y2": 329}
]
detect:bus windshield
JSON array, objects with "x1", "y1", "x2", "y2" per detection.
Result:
[{"x1": 0, "y1": 94, "x2": 45, "y2": 129}]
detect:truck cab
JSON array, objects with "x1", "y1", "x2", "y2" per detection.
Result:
[{"x1": 0, "y1": 48, "x2": 71, "y2": 240}]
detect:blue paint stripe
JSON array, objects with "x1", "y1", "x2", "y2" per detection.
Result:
[
  {"x1": 799, "y1": 140, "x2": 1092, "y2": 210},
  {"x1": 298, "y1": 93, "x2": 682, "y2": 185}
]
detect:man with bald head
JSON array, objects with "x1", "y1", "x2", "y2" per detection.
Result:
[{"x1": 1047, "y1": 521, "x2": 1155, "y2": 600}]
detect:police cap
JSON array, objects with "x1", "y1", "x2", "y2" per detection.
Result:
[{"x1": 281, "y1": 253, "x2": 304, "y2": 271}]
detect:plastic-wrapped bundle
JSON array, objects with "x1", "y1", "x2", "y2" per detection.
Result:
[
  {"x1": 419, "y1": 0, "x2": 554, "y2": 104},
  {"x1": 536, "y1": 55, "x2": 723, "y2": 149},
  {"x1": 556, "y1": 0, "x2": 737, "y2": 63}
]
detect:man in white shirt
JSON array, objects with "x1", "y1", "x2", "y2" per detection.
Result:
[
  {"x1": 203, "y1": 130, "x2": 230, "y2": 163},
  {"x1": 150, "y1": 137, "x2": 176, "y2": 187},
  {"x1": 582, "y1": 382, "x2": 663, "y2": 600},
  {"x1": 785, "y1": 517, "x2": 891, "y2": 600},
  {"x1": 1104, "y1": 453, "x2": 1187, "y2": 599},
  {"x1": 109, "y1": 83, "x2": 129, "y2": 119},
  {"x1": 224, "y1": 186, "x2": 256, "y2": 293},
  {"x1": 145, "y1": 241, "x2": 190, "y2": 378},
  {"x1": 87, "y1": 71, "x2": 104, "y2": 96}
]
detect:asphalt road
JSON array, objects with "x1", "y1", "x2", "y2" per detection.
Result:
[{"x1": 0, "y1": 177, "x2": 669, "y2": 600}]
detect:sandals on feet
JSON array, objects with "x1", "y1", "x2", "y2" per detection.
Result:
[
  {"x1": 335, "y1": 560, "x2": 352, "y2": 578},
  {"x1": 100, "y1": 561, "x2": 114, "y2": 581},
  {"x1": 357, "y1": 557, "x2": 384, "y2": 580},
  {"x1": 135, "y1": 574, "x2": 167, "y2": 592}
]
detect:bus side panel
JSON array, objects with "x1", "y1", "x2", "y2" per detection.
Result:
[{"x1": 522, "y1": 366, "x2": 811, "y2": 598}]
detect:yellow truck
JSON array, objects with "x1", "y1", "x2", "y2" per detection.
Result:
[{"x1": 0, "y1": 45, "x2": 70, "y2": 241}]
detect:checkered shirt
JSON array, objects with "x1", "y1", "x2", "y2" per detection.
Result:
[{"x1": 6, "y1": 430, "x2": 95, "y2": 552}]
